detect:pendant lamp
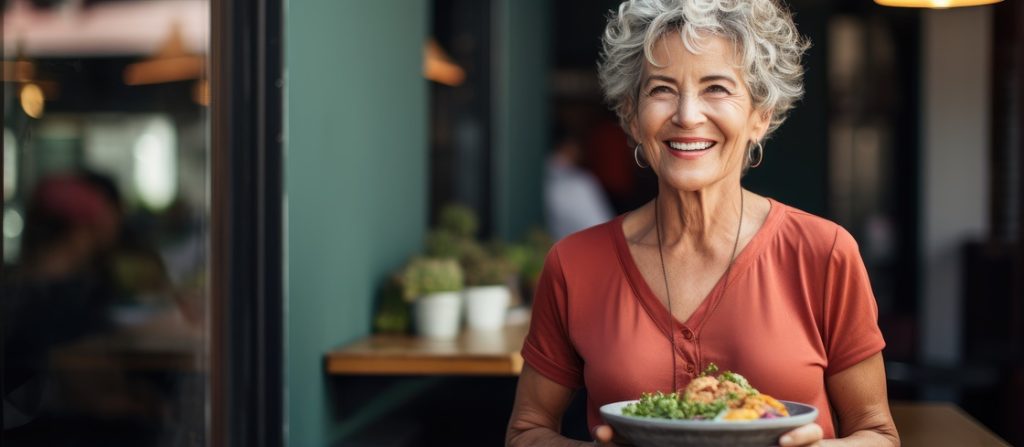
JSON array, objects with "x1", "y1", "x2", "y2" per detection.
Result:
[
  {"x1": 424, "y1": 38, "x2": 465, "y2": 87},
  {"x1": 124, "y1": 23, "x2": 204, "y2": 86},
  {"x1": 874, "y1": 0, "x2": 1002, "y2": 8}
]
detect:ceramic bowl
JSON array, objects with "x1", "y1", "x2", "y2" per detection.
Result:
[{"x1": 599, "y1": 400, "x2": 818, "y2": 447}]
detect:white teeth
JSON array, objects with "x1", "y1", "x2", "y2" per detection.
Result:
[{"x1": 668, "y1": 141, "x2": 714, "y2": 151}]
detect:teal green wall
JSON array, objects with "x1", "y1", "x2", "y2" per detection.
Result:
[
  {"x1": 493, "y1": 0, "x2": 550, "y2": 241},
  {"x1": 285, "y1": 1, "x2": 428, "y2": 445}
]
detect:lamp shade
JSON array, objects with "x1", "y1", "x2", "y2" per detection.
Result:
[
  {"x1": 874, "y1": 0, "x2": 1002, "y2": 8},
  {"x1": 124, "y1": 23, "x2": 204, "y2": 86},
  {"x1": 424, "y1": 39, "x2": 465, "y2": 87}
]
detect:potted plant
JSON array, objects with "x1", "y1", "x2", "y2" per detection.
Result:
[
  {"x1": 437, "y1": 203, "x2": 478, "y2": 239},
  {"x1": 501, "y1": 228, "x2": 552, "y2": 306},
  {"x1": 425, "y1": 229, "x2": 475, "y2": 259},
  {"x1": 401, "y1": 257, "x2": 465, "y2": 339},
  {"x1": 462, "y1": 245, "x2": 516, "y2": 331},
  {"x1": 373, "y1": 274, "x2": 410, "y2": 334}
]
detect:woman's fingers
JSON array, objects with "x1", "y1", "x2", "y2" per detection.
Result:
[
  {"x1": 592, "y1": 425, "x2": 631, "y2": 446},
  {"x1": 592, "y1": 425, "x2": 615, "y2": 443},
  {"x1": 778, "y1": 423, "x2": 823, "y2": 446}
]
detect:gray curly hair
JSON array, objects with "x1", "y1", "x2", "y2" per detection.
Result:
[{"x1": 598, "y1": 0, "x2": 810, "y2": 141}]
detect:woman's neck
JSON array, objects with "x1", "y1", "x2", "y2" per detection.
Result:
[{"x1": 655, "y1": 180, "x2": 745, "y2": 254}]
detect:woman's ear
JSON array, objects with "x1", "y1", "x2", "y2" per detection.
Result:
[
  {"x1": 626, "y1": 112, "x2": 642, "y2": 144},
  {"x1": 627, "y1": 120, "x2": 641, "y2": 145},
  {"x1": 622, "y1": 97, "x2": 642, "y2": 143},
  {"x1": 750, "y1": 108, "x2": 772, "y2": 142}
]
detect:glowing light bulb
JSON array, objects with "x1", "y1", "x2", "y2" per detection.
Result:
[{"x1": 20, "y1": 83, "x2": 44, "y2": 119}]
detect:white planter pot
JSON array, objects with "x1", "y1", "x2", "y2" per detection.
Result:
[
  {"x1": 413, "y1": 291, "x2": 463, "y2": 339},
  {"x1": 464, "y1": 285, "x2": 510, "y2": 331}
]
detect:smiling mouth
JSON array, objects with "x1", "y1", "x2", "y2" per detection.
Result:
[{"x1": 667, "y1": 141, "x2": 716, "y2": 152}]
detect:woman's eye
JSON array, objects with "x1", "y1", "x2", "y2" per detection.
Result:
[
  {"x1": 706, "y1": 85, "x2": 731, "y2": 94},
  {"x1": 649, "y1": 85, "x2": 674, "y2": 96}
]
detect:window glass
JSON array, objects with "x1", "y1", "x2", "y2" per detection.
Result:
[{"x1": 2, "y1": 1, "x2": 210, "y2": 445}]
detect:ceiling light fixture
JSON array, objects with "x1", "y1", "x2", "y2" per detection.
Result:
[
  {"x1": 424, "y1": 38, "x2": 465, "y2": 87},
  {"x1": 124, "y1": 23, "x2": 204, "y2": 86},
  {"x1": 20, "y1": 83, "x2": 44, "y2": 119},
  {"x1": 874, "y1": 0, "x2": 1002, "y2": 8}
]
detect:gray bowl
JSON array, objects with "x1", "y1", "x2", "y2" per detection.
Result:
[{"x1": 599, "y1": 400, "x2": 818, "y2": 447}]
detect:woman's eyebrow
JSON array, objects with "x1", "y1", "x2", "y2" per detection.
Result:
[
  {"x1": 700, "y1": 74, "x2": 737, "y2": 85},
  {"x1": 642, "y1": 74, "x2": 738, "y2": 86},
  {"x1": 642, "y1": 74, "x2": 677, "y2": 86}
]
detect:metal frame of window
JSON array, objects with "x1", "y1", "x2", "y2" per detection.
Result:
[{"x1": 210, "y1": 0, "x2": 284, "y2": 444}]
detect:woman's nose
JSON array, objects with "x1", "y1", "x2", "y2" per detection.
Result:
[{"x1": 673, "y1": 95, "x2": 707, "y2": 129}]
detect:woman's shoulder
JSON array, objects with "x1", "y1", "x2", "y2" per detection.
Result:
[
  {"x1": 548, "y1": 216, "x2": 623, "y2": 262},
  {"x1": 771, "y1": 200, "x2": 856, "y2": 255}
]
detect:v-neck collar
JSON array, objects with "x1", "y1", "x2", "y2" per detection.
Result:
[{"x1": 611, "y1": 198, "x2": 785, "y2": 340}]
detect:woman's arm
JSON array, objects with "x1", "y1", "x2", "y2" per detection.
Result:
[
  {"x1": 507, "y1": 364, "x2": 606, "y2": 447},
  {"x1": 781, "y1": 352, "x2": 899, "y2": 447},
  {"x1": 822, "y1": 352, "x2": 900, "y2": 446},
  {"x1": 777, "y1": 226, "x2": 899, "y2": 447}
]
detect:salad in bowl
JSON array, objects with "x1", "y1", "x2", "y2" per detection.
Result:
[
  {"x1": 599, "y1": 364, "x2": 818, "y2": 447},
  {"x1": 622, "y1": 364, "x2": 789, "y2": 421}
]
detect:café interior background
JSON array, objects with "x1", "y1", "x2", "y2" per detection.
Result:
[{"x1": 2, "y1": 0, "x2": 1022, "y2": 445}]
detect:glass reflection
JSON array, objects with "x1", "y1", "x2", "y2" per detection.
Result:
[{"x1": 2, "y1": 0, "x2": 209, "y2": 445}]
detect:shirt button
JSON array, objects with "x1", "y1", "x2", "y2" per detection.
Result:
[
  {"x1": 685, "y1": 363, "x2": 696, "y2": 374},
  {"x1": 682, "y1": 328, "x2": 693, "y2": 340}
]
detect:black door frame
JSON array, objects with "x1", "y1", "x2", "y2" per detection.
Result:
[{"x1": 210, "y1": 0, "x2": 284, "y2": 445}]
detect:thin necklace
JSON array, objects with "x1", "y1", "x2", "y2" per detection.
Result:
[{"x1": 654, "y1": 190, "x2": 744, "y2": 392}]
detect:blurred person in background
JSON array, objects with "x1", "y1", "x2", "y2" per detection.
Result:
[
  {"x1": 507, "y1": 0, "x2": 899, "y2": 446},
  {"x1": 3, "y1": 173, "x2": 122, "y2": 429},
  {"x1": 2, "y1": 171, "x2": 184, "y2": 442},
  {"x1": 545, "y1": 124, "x2": 616, "y2": 240}
]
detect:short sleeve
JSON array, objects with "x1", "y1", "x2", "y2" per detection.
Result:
[
  {"x1": 823, "y1": 227, "x2": 886, "y2": 376},
  {"x1": 521, "y1": 246, "x2": 584, "y2": 389}
]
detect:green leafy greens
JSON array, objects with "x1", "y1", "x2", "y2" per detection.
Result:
[
  {"x1": 621, "y1": 391, "x2": 727, "y2": 420},
  {"x1": 621, "y1": 364, "x2": 760, "y2": 420},
  {"x1": 719, "y1": 370, "x2": 758, "y2": 394}
]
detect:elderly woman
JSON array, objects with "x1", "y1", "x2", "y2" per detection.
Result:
[{"x1": 506, "y1": 0, "x2": 900, "y2": 446}]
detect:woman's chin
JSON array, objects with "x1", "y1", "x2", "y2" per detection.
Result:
[{"x1": 658, "y1": 172, "x2": 722, "y2": 193}]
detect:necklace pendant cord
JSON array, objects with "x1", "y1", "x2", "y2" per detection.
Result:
[{"x1": 654, "y1": 190, "x2": 744, "y2": 392}]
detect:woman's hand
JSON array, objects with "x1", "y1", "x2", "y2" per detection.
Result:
[
  {"x1": 778, "y1": 423, "x2": 824, "y2": 447},
  {"x1": 591, "y1": 425, "x2": 624, "y2": 445}
]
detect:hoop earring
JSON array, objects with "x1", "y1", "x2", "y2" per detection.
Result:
[
  {"x1": 634, "y1": 143, "x2": 649, "y2": 169},
  {"x1": 748, "y1": 141, "x2": 764, "y2": 168}
]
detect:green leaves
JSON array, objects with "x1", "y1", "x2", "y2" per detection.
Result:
[
  {"x1": 463, "y1": 253, "x2": 515, "y2": 287},
  {"x1": 622, "y1": 392, "x2": 727, "y2": 420},
  {"x1": 623, "y1": 364, "x2": 762, "y2": 421},
  {"x1": 400, "y1": 257, "x2": 464, "y2": 301},
  {"x1": 700, "y1": 362, "x2": 720, "y2": 377},
  {"x1": 700, "y1": 363, "x2": 757, "y2": 393},
  {"x1": 719, "y1": 371, "x2": 757, "y2": 394},
  {"x1": 437, "y1": 203, "x2": 479, "y2": 239}
]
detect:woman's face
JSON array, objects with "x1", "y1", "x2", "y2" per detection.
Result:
[{"x1": 629, "y1": 33, "x2": 769, "y2": 193}]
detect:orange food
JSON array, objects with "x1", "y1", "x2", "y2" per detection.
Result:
[
  {"x1": 723, "y1": 409, "x2": 760, "y2": 421},
  {"x1": 679, "y1": 367, "x2": 790, "y2": 420}
]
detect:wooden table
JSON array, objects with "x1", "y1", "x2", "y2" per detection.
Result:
[
  {"x1": 891, "y1": 401, "x2": 1010, "y2": 446},
  {"x1": 50, "y1": 310, "x2": 204, "y2": 373},
  {"x1": 324, "y1": 323, "x2": 528, "y2": 376}
]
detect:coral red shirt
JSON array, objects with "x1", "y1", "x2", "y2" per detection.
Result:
[{"x1": 521, "y1": 199, "x2": 885, "y2": 439}]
